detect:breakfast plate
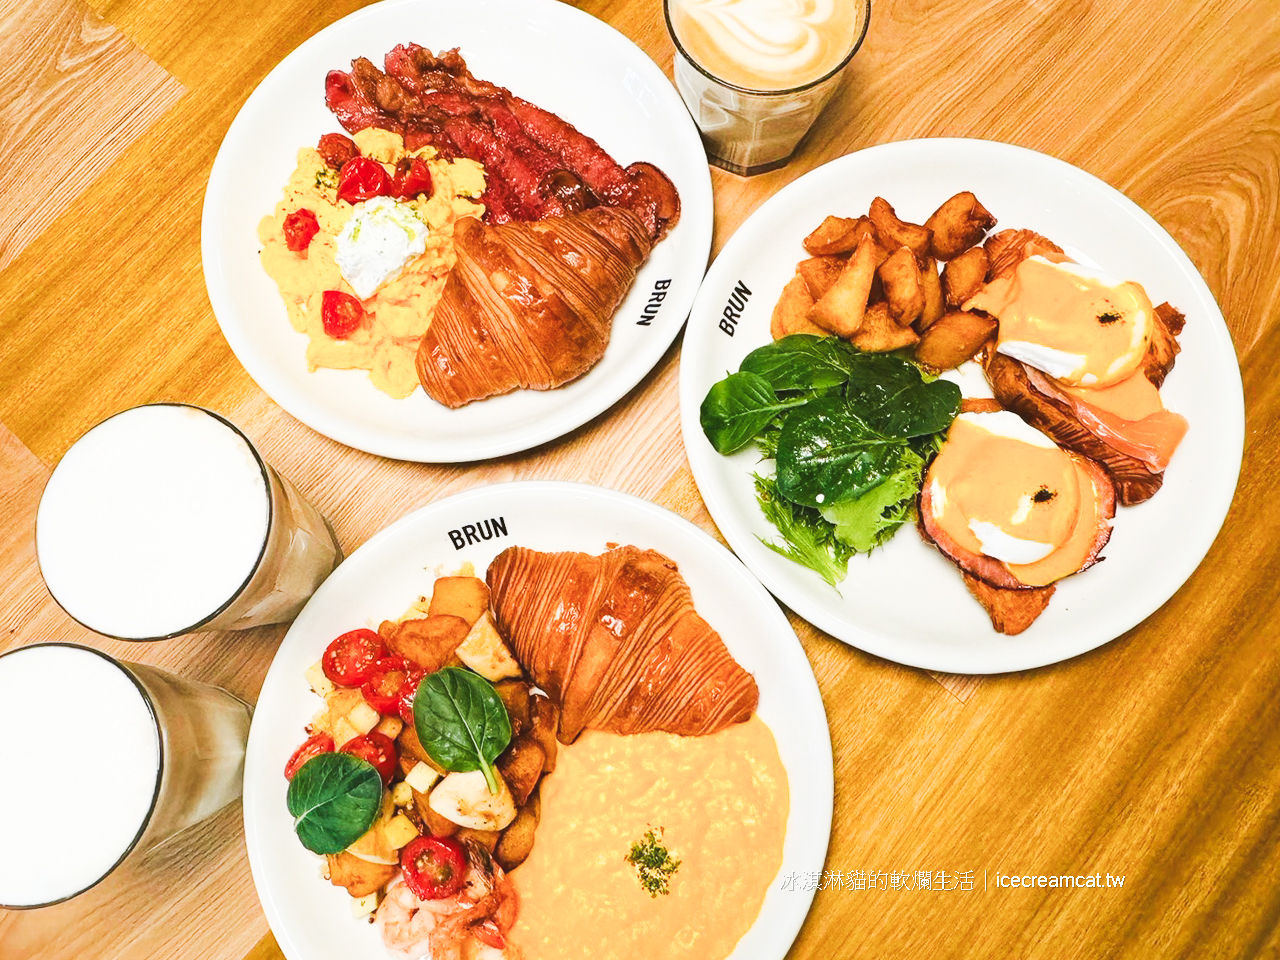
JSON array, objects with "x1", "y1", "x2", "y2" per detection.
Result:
[
  {"x1": 678, "y1": 138, "x2": 1244, "y2": 674},
  {"x1": 202, "y1": 0, "x2": 712, "y2": 462},
  {"x1": 243, "y1": 481, "x2": 832, "y2": 960}
]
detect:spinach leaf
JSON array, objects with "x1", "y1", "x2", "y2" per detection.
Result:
[
  {"x1": 740, "y1": 335, "x2": 860, "y2": 392},
  {"x1": 414, "y1": 667, "x2": 511, "y2": 794},
  {"x1": 774, "y1": 397, "x2": 907, "y2": 507},
  {"x1": 700, "y1": 371, "x2": 809, "y2": 454},
  {"x1": 286, "y1": 751, "x2": 384, "y2": 855},
  {"x1": 842, "y1": 353, "x2": 961, "y2": 438}
]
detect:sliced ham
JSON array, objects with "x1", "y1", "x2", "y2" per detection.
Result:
[
  {"x1": 485, "y1": 545, "x2": 759, "y2": 744},
  {"x1": 416, "y1": 205, "x2": 653, "y2": 407}
]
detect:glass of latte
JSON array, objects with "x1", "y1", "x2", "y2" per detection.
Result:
[
  {"x1": 36, "y1": 404, "x2": 343, "y2": 642},
  {"x1": 665, "y1": 0, "x2": 872, "y2": 175},
  {"x1": 0, "y1": 643, "x2": 252, "y2": 908}
]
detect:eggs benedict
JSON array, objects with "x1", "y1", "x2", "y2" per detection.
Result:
[
  {"x1": 966, "y1": 237, "x2": 1189, "y2": 504},
  {"x1": 918, "y1": 409, "x2": 1116, "y2": 631}
]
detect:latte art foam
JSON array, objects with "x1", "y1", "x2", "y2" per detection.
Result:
[{"x1": 670, "y1": 0, "x2": 863, "y2": 90}]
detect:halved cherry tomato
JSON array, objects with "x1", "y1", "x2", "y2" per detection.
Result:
[
  {"x1": 317, "y1": 132, "x2": 359, "y2": 170},
  {"x1": 390, "y1": 157, "x2": 433, "y2": 201},
  {"x1": 283, "y1": 208, "x2": 320, "y2": 252},
  {"x1": 284, "y1": 732, "x2": 334, "y2": 780},
  {"x1": 398, "y1": 666, "x2": 426, "y2": 725},
  {"x1": 401, "y1": 835, "x2": 467, "y2": 900},
  {"x1": 336, "y1": 156, "x2": 390, "y2": 204},
  {"x1": 362, "y1": 657, "x2": 415, "y2": 715},
  {"x1": 321, "y1": 289, "x2": 365, "y2": 339},
  {"x1": 321, "y1": 628, "x2": 386, "y2": 687},
  {"x1": 340, "y1": 731, "x2": 397, "y2": 785}
]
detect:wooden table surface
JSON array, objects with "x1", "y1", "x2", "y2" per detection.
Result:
[{"x1": 1, "y1": 0, "x2": 1277, "y2": 957}]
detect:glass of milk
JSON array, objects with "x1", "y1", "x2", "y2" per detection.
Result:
[
  {"x1": 664, "y1": 0, "x2": 872, "y2": 175},
  {"x1": 0, "y1": 643, "x2": 252, "y2": 909},
  {"x1": 35, "y1": 404, "x2": 343, "y2": 641}
]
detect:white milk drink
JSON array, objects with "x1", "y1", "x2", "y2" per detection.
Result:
[
  {"x1": 0, "y1": 644, "x2": 251, "y2": 908},
  {"x1": 665, "y1": 0, "x2": 871, "y2": 174},
  {"x1": 36, "y1": 404, "x2": 341, "y2": 640}
]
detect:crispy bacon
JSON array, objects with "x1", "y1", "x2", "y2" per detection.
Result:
[{"x1": 323, "y1": 45, "x2": 680, "y2": 240}]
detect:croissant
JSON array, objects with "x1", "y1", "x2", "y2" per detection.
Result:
[
  {"x1": 486, "y1": 545, "x2": 759, "y2": 744},
  {"x1": 417, "y1": 206, "x2": 654, "y2": 408}
]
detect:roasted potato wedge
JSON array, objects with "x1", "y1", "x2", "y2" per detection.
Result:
[
  {"x1": 942, "y1": 247, "x2": 990, "y2": 307},
  {"x1": 802, "y1": 214, "x2": 862, "y2": 255},
  {"x1": 878, "y1": 246, "x2": 925, "y2": 326},
  {"x1": 919, "y1": 255, "x2": 944, "y2": 329},
  {"x1": 493, "y1": 679, "x2": 533, "y2": 736},
  {"x1": 427, "y1": 576, "x2": 490, "y2": 627},
  {"x1": 528, "y1": 696, "x2": 559, "y2": 770},
  {"x1": 806, "y1": 236, "x2": 883, "y2": 337},
  {"x1": 851, "y1": 302, "x2": 920, "y2": 352},
  {"x1": 382, "y1": 614, "x2": 470, "y2": 673},
  {"x1": 326, "y1": 851, "x2": 397, "y2": 898},
  {"x1": 868, "y1": 197, "x2": 932, "y2": 261},
  {"x1": 915, "y1": 310, "x2": 998, "y2": 370},
  {"x1": 797, "y1": 255, "x2": 846, "y2": 300},
  {"x1": 771, "y1": 274, "x2": 827, "y2": 339},
  {"x1": 925, "y1": 191, "x2": 997, "y2": 261},
  {"x1": 454, "y1": 827, "x2": 501, "y2": 852},
  {"x1": 498, "y1": 736, "x2": 546, "y2": 806},
  {"x1": 414, "y1": 788, "x2": 460, "y2": 837},
  {"x1": 494, "y1": 791, "x2": 540, "y2": 872}
]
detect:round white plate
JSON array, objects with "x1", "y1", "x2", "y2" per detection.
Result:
[
  {"x1": 202, "y1": 0, "x2": 712, "y2": 462},
  {"x1": 244, "y1": 481, "x2": 832, "y2": 960},
  {"x1": 678, "y1": 138, "x2": 1244, "y2": 674}
]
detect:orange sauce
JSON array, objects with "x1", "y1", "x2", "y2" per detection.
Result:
[
  {"x1": 928, "y1": 414, "x2": 1104, "y2": 586},
  {"x1": 966, "y1": 257, "x2": 1153, "y2": 387},
  {"x1": 509, "y1": 715, "x2": 788, "y2": 960}
]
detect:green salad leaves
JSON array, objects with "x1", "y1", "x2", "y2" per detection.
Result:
[
  {"x1": 286, "y1": 751, "x2": 384, "y2": 854},
  {"x1": 413, "y1": 666, "x2": 512, "y2": 794},
  {"x1": 701, "y1": 335, "x2": 960, "y2": 586}
]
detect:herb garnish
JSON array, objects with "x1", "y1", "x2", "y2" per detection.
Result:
[
  {"x1": 1097, "y1": 310, "x2": 1122, "y2": 324},
  {"x1": 413, "y1": 666, "x2": 512, "y2": 794},
  {"x1": 314, "y1": 167, "x2": 339, "y2": 191},
  {"x1": 286, "y1": 751, "x2": 384, "y2": 854},
  {"x1": 1033, "y1": 486, "x2": 1056, "y2": 503},
  {"x1": 626, "y1": 827, "x2": 681, "y2": 897},
  {"x1": 700, "y1": 335, "x2": 960, "y2": 585}
]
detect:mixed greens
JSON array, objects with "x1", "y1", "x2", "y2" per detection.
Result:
[{"x1": 700, "y1": 335, "x2": 960, "y2": 586}]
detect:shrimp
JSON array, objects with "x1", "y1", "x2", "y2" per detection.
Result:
[{"x1": 376, "y1": 842, "x2": 520, "y2": 960}]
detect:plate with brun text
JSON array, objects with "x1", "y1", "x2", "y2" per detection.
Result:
[
  {"x1": 244, "y1": 481, "x2": 831, "y2": 960},
  {"x1": 679, "y1": 138, "x2": 1243, "y2": 674},
  {"x1": 203, "y1": 0, "x2": 711, "y2": 462}
]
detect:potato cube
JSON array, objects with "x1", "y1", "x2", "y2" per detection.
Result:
[
  {"x1": 347, "y1": 699, "x2": 381, "y2": 737},
  {"x1": 374, "y1": 715, "x2": 403, "y2": 740},
  {"x1": 384, "y1": 814, "x2": 420, "y2": 850},
  {"x1": 305, "y1": 660, "x2": 334, "y2": 698},
  {"x1": 350, "y1": 892, "x2": 379, "y2": 919},
  {"x1": 404, "y1": 760, "x2": 441, "y2": 794},
  {"x1": 428, "y1": 577, "x2": 491, "y2": 627},
  {"x1": 455, "y1": 612, "x2": 523, "y2": 681}
]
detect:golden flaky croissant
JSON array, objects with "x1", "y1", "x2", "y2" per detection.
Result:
[
  {"x1": 485, "y1": 545, "x2": 759, "y2": 744},
  {"x1": 416, "y1": 206, "x2": 654, "y2": 408}
]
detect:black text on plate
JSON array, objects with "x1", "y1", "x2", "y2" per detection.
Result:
[
  {"x1": 448, "y1": 516, "x2": 509, "y2": 550},
  {"x1": 717, "y1": 281, "x2": 752, "y2": 336}
]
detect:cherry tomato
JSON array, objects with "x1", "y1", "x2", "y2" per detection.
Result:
[
  {"x1": 398, "y1": 666, "x2": 426, "y2": 725},
  {"x1": 284, "y1": 732, "x2": 334, "y2": 780},
  {"x1": 390, "y1": 157, "x2": 433, "y2": 201},
  {"x1": 400, "y1": 835, "x2": 468, "y2": 900},
  {"x1": 321, "y1": 289, "x2": 365, "y2": 339},
  {"x1": 362, "y1": 657, "x2": 415, "y2": 715},
  {"x1": 340, "y1": 731, "x2": 397, "y2": 785},
  {"x1": 283, "y1": 208, "x2": 320, "y2": 252},
  {"x1": 321, "y1": 628, "x2": 386, "y2": 687},
  {"x1": 317, "y1": 132, "x2": 359, "y2": 170},
  {"x1": 336, "y1": 156, "x2": 390, "y2": 204}
]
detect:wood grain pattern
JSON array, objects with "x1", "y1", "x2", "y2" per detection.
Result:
[
  {"x1": 0, "y1": 0, "x2": 1278, "y2": 957},
  {"x1": 0, "y1": 0, "x2": 184, "y2": 271}
]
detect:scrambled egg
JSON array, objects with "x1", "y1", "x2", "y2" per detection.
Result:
[{"x1": 258, "y1": 128, "x2": 486, "y2": 398}]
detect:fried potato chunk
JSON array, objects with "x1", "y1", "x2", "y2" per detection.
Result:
[
  {"x1": 802, "y1": 215, "x2": 865, "y2": 255},
  {"x1": 806, "y1": 236, "x2": 884, "y2": 337},
  {"x1": 770, "y1": 274, "x2": 827, "y2": 339},
  {"x1": 925, "y1": 191, "x2": 997, "y2": 261},
  {"x1": 919, "y1": 255, "x2": 945, "y2": 329},
  {"x1": 914, "y1": 309, "x2": 998, "y2": 370},
  {"x1": 851, "y1": 301, "x2": 920, "y2": 352},
  {"x1": 942, "y1": 247, "x2": 990, "y2": 307},
  {"x1": 868, "y1": 197, "x2": 932, "y2": 261},
  {"x1": 427, "y1": 576, "x2": 490, "y2": 627},
  {"x1": 878, "y1": 246, "x2": 925, "y2": 325}
]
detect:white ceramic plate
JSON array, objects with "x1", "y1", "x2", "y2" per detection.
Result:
[
  {"x1": 202, "y1": 0, "x2": 712, "y2": 462},
  {"x1": 244, "y1": 481, "x2": 832, "y2": 960},
  {"x1": 679, "y1": 138, "x2": 1245, "y2": 674}
]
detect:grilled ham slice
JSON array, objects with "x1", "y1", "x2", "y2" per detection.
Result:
[
  {"x1": 485, "y1": 545, "x2": 759, "y2": 744},
  {"x1": 416, "y1": 207, "x2": 653, "y2": 408}
]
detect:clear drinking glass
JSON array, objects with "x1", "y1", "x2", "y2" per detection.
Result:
[
  {"x1": 0, "y1": 643, "x2": 252, "y2": 909},
  {"x1": 665, "y1": 0, "x2": 872, "y2": 175},
  {"x1": 35, "y1": 404, "x2": 343, "y2": 641}
]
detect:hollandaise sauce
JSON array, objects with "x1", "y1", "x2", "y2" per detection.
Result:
[
  {"x1": 967, "y1": 256, "x2": 1153, "y2": 388},
  {"x1": 925, "y1": 412, "x2": 1112, "y2": 587}
]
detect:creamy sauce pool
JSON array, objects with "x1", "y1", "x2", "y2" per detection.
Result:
[{"x1": 510, "y1": 715, "x2": 788, "y2": 960}]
